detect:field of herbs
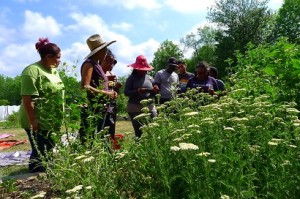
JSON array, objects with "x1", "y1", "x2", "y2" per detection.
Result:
[{"x1": 35, "y1": 39, "x2": 300, "y2": 198}]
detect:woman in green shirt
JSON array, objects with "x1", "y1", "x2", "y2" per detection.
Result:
[{"x1": 19, "y1": 38, "x2": 64, "y2": 173}]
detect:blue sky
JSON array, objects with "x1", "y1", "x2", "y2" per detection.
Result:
[{"x1": 0, "y1": 0, "x2": 283, "y2": 78}]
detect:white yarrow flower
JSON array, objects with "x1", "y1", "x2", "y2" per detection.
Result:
[
  {"x1": 268, "y1": 141, "x2": 278, "y2": 146},
  {"x1": 197, "y1": 152, "x2": 211, "y2": 157},
  {"x1": 30, "y1": 191, "x2": 46, "y2": 199},
  {"x1": 286, "y1": 108, "x2": 300, "y2": 114},
  {"x1": 221, "y1": 194, "x2": 230, "y2": 199},
  {"x1": 184, "y1": 112, "x2": 199, "y2": 116},
  {"x1": 187, "y1": 124, "x2": 200, "y2": 128},
  {"x1": 66, "y1": 185, "x2": 83, "y2": 193},
  {"x1": 223, "y1": 127, "x2": 235, "y2": 131},
  {"x1": 179, "y1": 143, "x2": 199, "y2": 150},
  {"x1": 170, "y1": 146, "x2": 181, "y2": 151},
  {"x1": 85, "y1": 186, "x2": 92, "y2": 190},
  {"x1": 74, "y1": 155, "x2": 86, "y2": 160},
  {"x1": 208, "y1": 159, "x2": 216, "y2": 163},
  {"x1": 83, "y1": 156, "x2": 95, "y2": 163},
  {"x1": 134, "y1": 113, "x2": 151, "y2": 120}
]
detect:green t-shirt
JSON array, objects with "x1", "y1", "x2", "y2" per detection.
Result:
[{"x1": 19, "y1": 62, "x2": 65, "y2": 131}]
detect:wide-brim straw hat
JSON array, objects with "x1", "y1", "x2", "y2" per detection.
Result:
[
  {"x1": 128, "y1": 55, "x2": 153, "y2": 71},
  {"x1": 84, "y1": 34, "x2": 116, "y2": 60}
]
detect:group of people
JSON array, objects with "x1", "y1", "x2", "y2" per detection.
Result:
[{"x1": 19, "y1": 34, "x2": 225, "y2": 173}]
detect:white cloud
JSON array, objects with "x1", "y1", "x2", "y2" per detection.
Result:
[
  {"x1": 119, "y1": 0, "x2": 161, "y2": 10},
  {"x1": 21, "y1": 10, "x2": 62, "y2": 39},
  {"x1": 0, "y1": 42, "x2": 39, "y2": 76},
  {"x1": 268, "y1": 0, "x2": 283, "y2": 10},
  {"x1": 112, "y1": 22, "x2": 133, "y2": 31},
  {"x1": 0, "y1": 25, "x2": 15, "y2": 44},
  {"x1": 88, "y1": 0, "x2": 161, "y2": 10},
  {"x1": 14, "y1": 0, "x2": 39, "y2": 2},
  {"x1": 62, "y1": 13, "x2": 160, "y2": 77},
  {"x1": 164, "y1": 0, "x2": 215, "y2": 13}
]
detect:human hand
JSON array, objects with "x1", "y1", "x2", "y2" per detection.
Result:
[
  {"x1": 138, "y1": 88, "x2": 151, "y2": 94},
  {"x1": 208, "y1": 88, "x2": 215, "y2": 95},
  {"x1": 107, "y1": 90, "x2": 118, "y2": 99},
  {"x1": 153, "y1": 85, "x2": 159, "y2": 93},
  {"x1": 114, "y1": 82, "x2": 122, "y2": 91},
  {"x1": 31, "y1": 119, "x2": 39, "y2": 132}
]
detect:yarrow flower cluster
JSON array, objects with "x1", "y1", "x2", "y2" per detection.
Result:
[
  {"x1": 66, "y1": 185, "x2": 83, "y2": 194},
  {"x1": 223, "y1": 126, "x2": 235, "y2": 131},
  {"x1": 197, "y1": 152, "x2": 211, "y2": 157},
  {"x1": 179, "y1": 142, "x2": 199, "y2": 150},
  {"x1": 134, "y1": 113, "x2": 151, "y2": 120},
  {"x1": 30, "y1": 191, "x2": 46, "y2": 199},
  {"x1": 184, "y1": 112, "x2": 199, "y2": 116},
  {"x1": 208, "y1": 159, "x2": 216, "y2": 163},
  {"x1": 286, "y1": 108, "x2": 300, "y2": 114},
  {"x1": 170, "y1": 146, "x2": 181, "y2": 151},
  {"x1": 74, "y1": 155, "x2": 86, "y2": 160},
  {"x1": 83, "y1": 156, "x2": 95, "y2": 163},
  {"x1": 220, "y1": 194, "x2": 230, "y2": 199}
]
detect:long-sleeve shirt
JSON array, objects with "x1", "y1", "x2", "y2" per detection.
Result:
[
  {"x1": 124, "y1": 73, "x2": 155, "y2": 104},
  {"x1": 185, "y1": 76, "x2": 219, "y2": 93}
]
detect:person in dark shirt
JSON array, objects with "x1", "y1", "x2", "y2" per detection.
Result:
[
  {"x1": 208, "y1": 66, "x2": 225, "y2": 91},
  {"x1": 185, "y1": 61, "x2": 219, "y2": 95},
  {"x1": 125, "y1": 55, "x2": 159, "y2": 138},
  {"x1": 177, "y1": 60, "x2": 194, "y2": 93},
  {"x1": 79, "y1": 34, "x2": 117, "y2": 144}
]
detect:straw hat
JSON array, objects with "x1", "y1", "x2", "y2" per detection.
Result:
[{"x1": 84, "y1": 34, "x2": 116, "y2": 59}]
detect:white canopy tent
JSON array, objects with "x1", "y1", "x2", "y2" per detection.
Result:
[{"x1": 0, "y1": 105, "x2": 20, "y2": 121}]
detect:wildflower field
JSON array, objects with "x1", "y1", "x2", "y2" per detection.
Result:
[
  {"x1": 6, "y1": 39, "x2": 300, "y2": 198},
  {"x1": 37, "y1": 39, "x2": 299, "y2": 198}
]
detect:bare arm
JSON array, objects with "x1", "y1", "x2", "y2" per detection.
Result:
[
  {"x1": 22, "y1": 95, "x2": 38, "y2": 131},
  {"x1": 81, "y1": 62, "x2": 117, "y2": 98}
]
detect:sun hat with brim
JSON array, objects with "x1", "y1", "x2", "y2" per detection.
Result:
[
  {"x1": 84, "y1": 34, "x2": 116, "y2": 60},
  {"x1": 128, "y1": 55, "x2": 153, "y2": 71}
]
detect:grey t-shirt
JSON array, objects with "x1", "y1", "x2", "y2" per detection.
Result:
[
  {"x1": 124, "y1": 73, "x2": 155, "y2": 104},
  {"x1": 154, "y1": 69, "x2": 179, "y2": 99}
]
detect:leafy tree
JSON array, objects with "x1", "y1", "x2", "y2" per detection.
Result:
[
  {"x1": 272, "y1": 0, "x2": 300, "y2": 44},
  {"x1": 230, "y1": 38, "x2": 300, "y2": 107},
  {"x1": 180, "y1": 26, "x2": 218, "y2": 72},
  {"x1": 207, "y1": 0, "x2": 274, "y2": 75},
  {"x1": 0, "y1": 75, "x2": 21, "y2": 105},
  {"x1": 151, "y1": 40, "x2": 184, "y2": 74}
]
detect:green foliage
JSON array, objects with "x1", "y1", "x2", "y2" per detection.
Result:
[
  {"x1": 0, "y1": 99, "x2": 9, "y2": 106},
  {"x1": 229, "y1": 38, "x2": 300, "y2": 107},
  {"x1": 0, "y1": 75, "x2": 21, "y2": 105},
  {"x1": 180, "y1": 26, "x2": 218, "y2": 73},
  {"x1": 271, "y1": 0, "x2": 300, "y2": 44},
  {"x1": 207, "y1": 0, "x2": 275, "y2": 77},
  {"x1": 115, "y1": 76, "x2": 128, "y2": 115},
  {"x1": 151, "y1": 40, "x2": 184, "y2": 74},
  {"x1": 0, "y1": 112, "x2": 20, "y2": 128},
  {"x1": 43, "y1": 38, "x2": 300, "y2": 198}
]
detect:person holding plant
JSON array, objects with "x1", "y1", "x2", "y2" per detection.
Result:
[
  {"x1": 125, "y1": 55, "x2": 159, "y2": 138},
  {"x1": 79, "y1": 34, "x2": 117, "y2": 144},
  {"x1": 19, "y1": 38, "x2": 65, "y2": 173},
  {"x1": 101, "y1": 49, "x2": 122, "y2": 138},
  {"x1": 185, "y1": 61, "x2": 219, "y2": 95}
]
